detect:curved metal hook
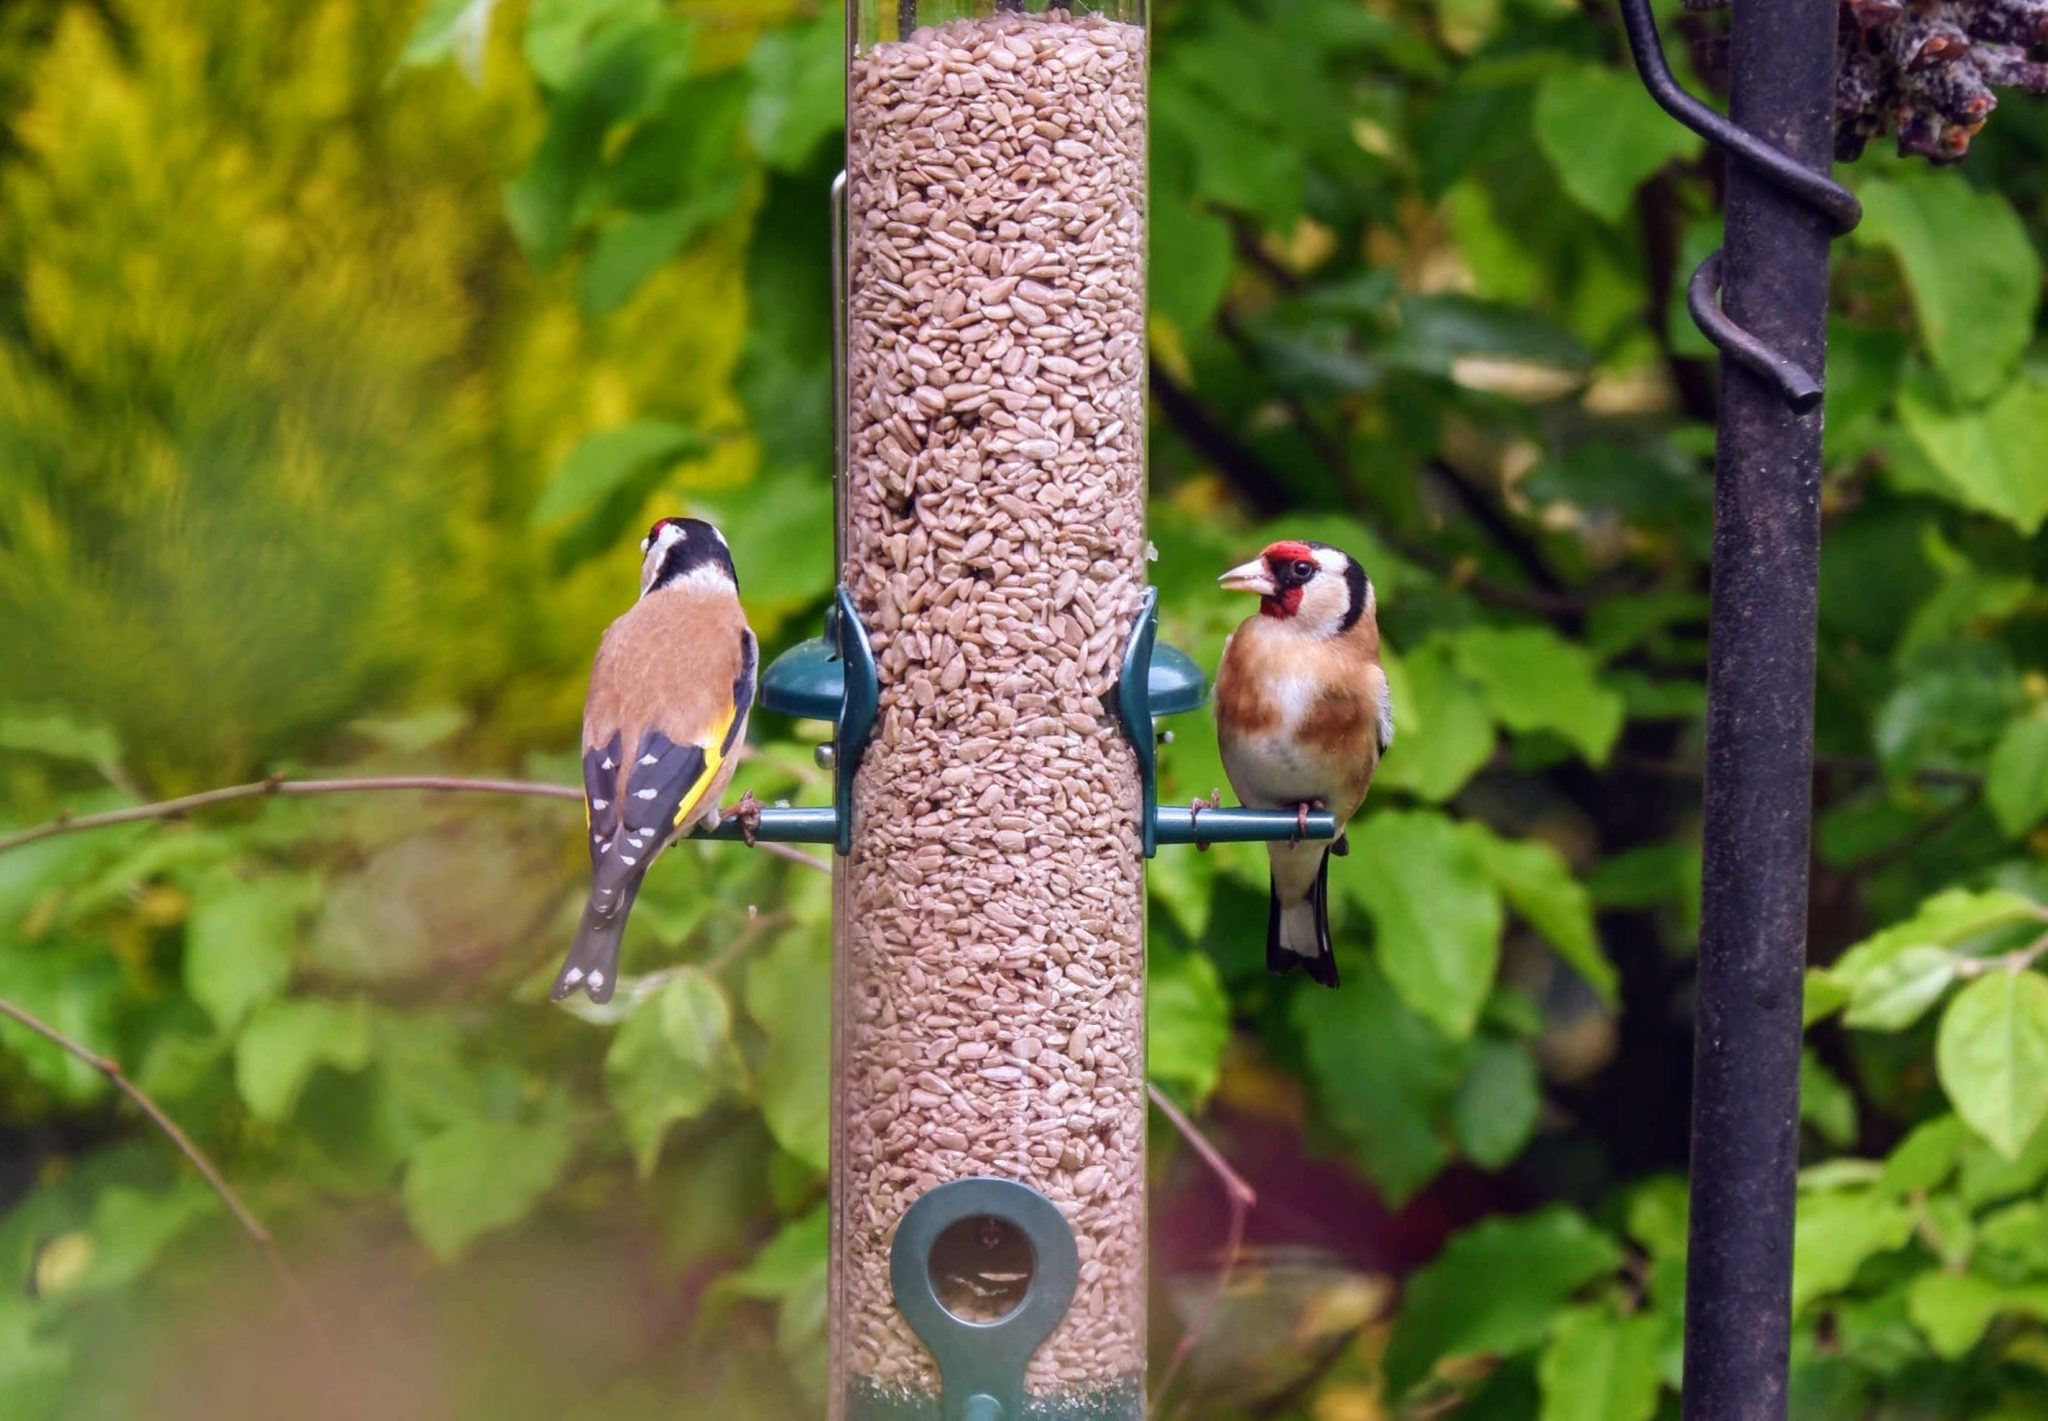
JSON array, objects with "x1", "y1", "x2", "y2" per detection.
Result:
[
  {"x1": 1686, "y1": 254, "x2": 1823, "y2": 411},
  {"x1": 1615, "y1": 0, "x2": 1861, "y2": 233}
]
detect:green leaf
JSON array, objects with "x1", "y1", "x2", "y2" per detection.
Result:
[
  {"x1": 233, "y1": 997, "x2": 373, "y2": 1124},
  {"x1": 531, "y1": 420, "x2": 710, "y2": 525},
  {"x1": 1533, "y1": 64, "x2": 1703, "y2": 223},
  {"x1": 521, "y1": 0, "x2": 657, "y2": 89},
  {"x1": 401, "y1": 1117, "x2": 573, "y2": 1259},
  {"x1": 744, "y1": 8, "x2": 843, "y2": 172},
  {"x1": 1344, "y1": 811, "x2": 1504, "y2": 1040},
  {"x1": 1844, "y1": 944, "x2": 1959, "y2": 1031},
  {"x1": 1372, "y1": 643, "x2": 1496, "y2": 804},
  {"x1": 579, "y1": 191, "x2": 738, "y2": 317},
  {"x1": 1154, "y1": 82, "x2": 1305, "y2": 227},
  {"x1": 68, "y1": 1184, "x2": 214, "y2": 1295},
  {"x1": 1536, "y1": 1305, "x2": 1665, "y2": 1421},
  {"x1": 1819, "y1": 887, "x2": 2041, "y2": 1017},
  {"x1": 1147, "y1": 941, "x2": 1230, "y2": 1105},
  {"x1": 1466, "y1": 828, "x2": 1614, "y2": 1006},
  {"x1": 605, "y1": 968, "x2": 734, "y2": 1176},
  {"x1": 1937, "y1": 970, "x2": 2048, "y2": 1159},
  {"x1": 1383, "y1": 1206, "x2": 1621, "y2": 1395},
  {"x1": 0, "y1": 1302, "x2": 67, "y2": 1415},
  {"x1": 1295, "y1": 957, "x2": 1468, "y2": 1203},
  {"x1": 1150, "y1": 203, "x2": 1233, "y2": 332},
  {"x1": 183, "y1": 871, "x2": 321, "y2": 1033},
  {"x1": 1791, "y1": 1189, "x2": 1915, "y2": 1313},
  {"x1": 1879, "y1": 1114, "x2": 1969, "y2": 1197},
  {"x1": 1450, "y1": 626, "x2": 1625, "y2": 766},
  {"x1": 1988, "y1": 715, "x2": 2048, "y2": 838},
  {"x1": 505, "y1": 15, "x2": 693, "y2": 267},
  {"x1": 1856, "y1": 170, "x2": 2041, "y2": 402},
  {"x1": 0, "y1": 712, "x2": 123, "y2": 776},
  {"x1": 1452, "y1": 1036, "x2": 1541, "y2": 1170},
  {"x1": 719, "y1": 1205, "x2": 828, "y2": 1301},
  {"x1": 0, "y1": 947, "x2": 119, "y2": 1104},
  {"x1": 745, "y1": 931, "x2": 830, "y2": 1173},
  {"x1": 1900, "y1": 376, "x2": 2048, "y2": 535},
  {"x1": 1799, "y1": 1049, "x2": 1858, "y2": 1149},
  {"x1": 399, "y1": 0, "x2": 500, "y2": 81},
  {"x1": 1906, "y1": 1270, "x2": 2048, "y2": 1359}
]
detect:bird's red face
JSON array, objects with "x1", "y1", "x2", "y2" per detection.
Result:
[
  {"x1": 1219, "y1": 541, "x2": 1322, "y2": 619},
  {"x1": 1219, "y1": 540, "x2": 1371, "y2": 636}
]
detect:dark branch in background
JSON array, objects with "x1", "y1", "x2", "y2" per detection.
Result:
[
  {"x1": 0, "y1": 774, "x2": 832, "y2": 875},
  {"x1": 1150, "y1": 362, "x2": 1599, "y2": 619},
  {"x1": 0, "y1": 995, "x2": 337, "y2": 1367},
  {"x1": 1147, "y1": 1083, "x2": 1256, "y2": 1420}
]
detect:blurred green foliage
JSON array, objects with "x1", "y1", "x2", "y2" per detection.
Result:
[{"x1": 4, "y1": 0, "x2": 2048, "y2": 1415}]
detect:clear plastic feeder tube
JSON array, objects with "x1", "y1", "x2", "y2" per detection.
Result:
[{"x1": 835, "y1": 2, "x2": 1149, "y2": 1417}]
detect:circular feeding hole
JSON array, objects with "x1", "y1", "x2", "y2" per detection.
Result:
[{"x1": 928, "y1": 1213, "x2": 1035, "y2": 1323}]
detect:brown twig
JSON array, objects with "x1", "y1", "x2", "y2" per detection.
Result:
[
  {"x1": 0, "y1": 774, "x2": 832, "y2": 875},
  {"x1": 1147, "y1": 1082, "x2": 1257, "y2": 1418},
  {"x1": 0, "y1": 995, "x2": 338, "y2": 1366}
]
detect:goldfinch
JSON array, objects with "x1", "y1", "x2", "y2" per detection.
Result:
[
  {"x1": 553, "y1": 517, "x2": 757, "y2": 1004},
  {"x1": 1212, "y1": 541, "x2": 1392, "y2": 988}
]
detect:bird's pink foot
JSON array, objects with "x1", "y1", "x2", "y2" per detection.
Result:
[
  {"x1": 721, "y1": 789, "x2": 764, "y2": 847},
  {"x1": 1189, "y1": 790, "x2": 1221, "y2": 852},
  {"x1": 1290, "y1": 799, "x2": 1327, "y2": 845}
]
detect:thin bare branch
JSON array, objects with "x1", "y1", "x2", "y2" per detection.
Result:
[
  {"x1": 0, "y1": 774, "x2": 832, "y2": 875},
  {"x1": 0, "y1": 994, "x2": 338, "y2": 1366},
  {"x1": 1147, "y1": 1082, "x2": 1256, "y2": 1417}
]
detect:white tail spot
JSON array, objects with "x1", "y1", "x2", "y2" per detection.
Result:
[
  {"x1": 562, "y1": 967, "x2": 584, "y2": 987},
  {"x1": 588, "y1": 970, "x2": 607, "y2": 993},
  {"x1": 620, "y1": 855, "x2": 637, "y2": 866}
]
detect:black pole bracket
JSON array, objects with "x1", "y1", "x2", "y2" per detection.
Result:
[{"x1": 1617, "y1": 0, "x2": 1859, "y2": 410}]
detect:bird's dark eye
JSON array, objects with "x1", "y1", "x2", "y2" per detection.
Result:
[{"x1": 1293, "y1": 559, "x2": 1316, "y2": 579}]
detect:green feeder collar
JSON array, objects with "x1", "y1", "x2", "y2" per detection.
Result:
[{"x1": 888, "y1": 1178, "x2": 1080, "y2": 1421}]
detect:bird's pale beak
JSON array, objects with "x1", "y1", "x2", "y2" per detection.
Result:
[{"x1": 1219, "y1": 558, "x2": 1277, "y2": 596}]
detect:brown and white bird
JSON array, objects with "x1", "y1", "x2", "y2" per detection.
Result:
[
  {"x1": 1212, "y1": 540, "x2": 1392, "y2": 988},
  {"x1": 553, "y1": 517, "x2": 757, "y2": 1004}
]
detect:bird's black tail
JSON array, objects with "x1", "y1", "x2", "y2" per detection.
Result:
[
  {"x1": 1267, "y1": 854, "x2": 1338, "y2": 988},
  {"x1": 553, "y1": 877, "x2": 645, "y2": 1004}
]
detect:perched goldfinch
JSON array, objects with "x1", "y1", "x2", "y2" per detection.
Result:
[
  {"x1": 553, "y1": 517, "x2": 758, "y2": 1004},
  {"x1": 1212, "y1": 541, "x2": 1392, "y2": 988}
]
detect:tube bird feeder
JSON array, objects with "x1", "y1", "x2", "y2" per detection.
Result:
[
  {"x1": 741, "y1": 4, "x2": 1332, "y2": 1416},
  {"x1": 839, "y1": 3, "x2": 1152, "y2": 1413}
]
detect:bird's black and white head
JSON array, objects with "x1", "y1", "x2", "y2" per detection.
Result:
[
  {"x1": 639, "y1": 517, "x2": 738, "y2": 598},
  {"x1": 1218, "y1": 540, "x2": 1373, "y2": 639}
]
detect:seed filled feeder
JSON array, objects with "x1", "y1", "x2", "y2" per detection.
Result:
[{"x1": 726, "y1": 3, "x2": 1333, "y2": 1416}]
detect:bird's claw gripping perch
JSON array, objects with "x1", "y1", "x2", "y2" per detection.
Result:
[
  {"x1": 1291, "y1": 800, "x2": 1326, "y2": 845},
  {"x1": 721, "y1": 790, "x2": 764, "y2": 848},
  {"x1": 1189, "y1": 790, "x2": 1221, "y2": 852}
]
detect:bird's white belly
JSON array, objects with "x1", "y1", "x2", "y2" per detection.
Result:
[{"x1": 1222, "y1": 725, "x2": 1340, "y2": 808}]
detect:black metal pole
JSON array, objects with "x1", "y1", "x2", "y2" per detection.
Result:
[{"x1": 1683, "y1": 0, "x2": 1838, "y2": 1414}]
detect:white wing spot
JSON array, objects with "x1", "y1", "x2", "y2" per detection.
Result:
[
  {"x1": 620, "y1": 855, "x2": 637, "y2": 866},
  {"x1": 601, "y1": 756, "x2": 614, "y2": 770},
  {"x1": 636, "y1": 788, "x2": 658, "y2": 800},
  {"x1": 590, "y1": 798, "x2": 608, "y2": 810},
  {"x1": 640, "y1": 753, "x2": 659, "y2": 766}
]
